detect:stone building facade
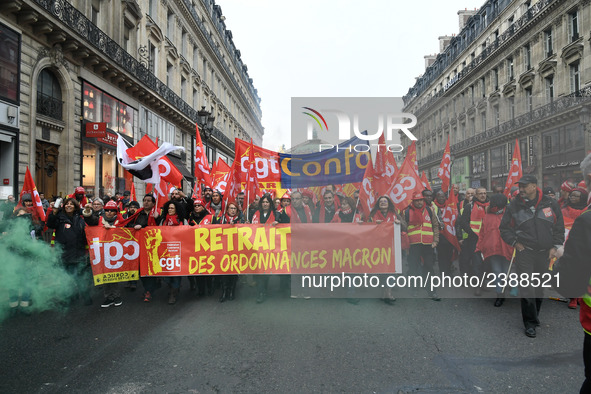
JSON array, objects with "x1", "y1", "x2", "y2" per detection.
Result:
[
  {"x1": 402, "y1": 0, "x2": 590, "y2": 192},
  {"x1": 0, "y1": 0, "x2": 263, "y2": 199}
]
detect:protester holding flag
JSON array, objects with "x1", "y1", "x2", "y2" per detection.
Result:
[
  {"x1": 475, "y1": 193, "x2": 514, "y2": 307},
  {"x1": 18, "y1": 193, "x2": 44, "y2": 237},
  {"x1": 458, "y1": 187, "x2": 489, "y2": 295},
  {"x1": 46, "y1": 198, "x2": 92, "y2": 306},
  {"x1": 404, "y1": 193, "x2": 440, "y2": 301}
]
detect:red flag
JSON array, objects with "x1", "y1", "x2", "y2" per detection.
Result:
[
  {"x1": 223, "y1": 161, "x2": 242, "y2": 208},
  {"x1": 407, "y1": 141, "x2": 419, "y2": 174},
  {"x1": 245, "y1": 139, "x2": 261, "y2": 207},
  {"x1": 192, "y1": 181, "x2": 202, "y2": 199},
  {"x1": 373, "y1": 134, "x2": 399, "y2": 197},
  {"x1": 19, "y1": 167, "x2": 46, "y2": 222},
  {"x1": 194, "y1": 123, "x2": 213, "y2": 188},
  {"x1": 126, "y1": 135, "x2": 183, "y2": 187},
  {"x1": 421, "y1": 171, "x2": 432, "y2": 191},
  {"x1": 358, "y1": 151, "x2": 376, "y2": 218},
  {"x1": 437, "y1": 136, "x2": 451, "y2": 193},
  {"x1": 504, "y1": 139, "x2": 522, "y2": 198},
  {"x1": 234, "y1": 138, "x2": 281, "y2": 184},
  {"x1": 212, "y1": 158, "x2": 232, "y2": 193},
  {"x1": 130, "y1": 182, "x2": 137, "y2": 202},
  {"x1": 441, "y1": 187, "x2": 461, "y2": 252},
  {"x1": 384, "y1": 153, "x2": 424, "y2": 211}
]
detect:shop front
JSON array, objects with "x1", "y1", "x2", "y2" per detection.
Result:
[
  {"x1": 451, "y1": 156, "x2": 470, "y2": 192},
  {"x1": 542, "y1": 124, "x2": 586, "y2": 191},
  {"x1": 81, "y1": 81, "x2": 136, "y2": 198},
  {"x1": 470, "y1": 151, "x2": 488, "y2": 190}
]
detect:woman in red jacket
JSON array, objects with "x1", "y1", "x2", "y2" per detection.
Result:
[{"x1": 476, "y1": 193, "x2": 514, "y2": 307}]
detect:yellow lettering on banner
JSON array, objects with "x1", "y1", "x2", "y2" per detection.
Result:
[
  {"x1": 249, "y1": 254, "x2": 258, "y2": 271},
  {"x1": 195, "y1": 228, "x2": 210, "y2": 252},
  {"x1": 275, "y1": 227, "x2": 291, "y2": 251},
  {"x1": 371, "y1": 248, "x2": 381, "y2": 266},
  {"x1": 332, "y1": 249, "x2": 342, "y2": 268},
  {"x1": 281, "y1": 158, "x2": 301, "y2": 177},
  {"x1": 230, "y1": 254, "x2": 240, "y2": 273},
  {"x1": 353, "y1": 249, "x2": 361, "y2": 267},
  {"x1": 382, "y1": 248, "x2": 391, "y2": 265},
  {"x1": 269, "y1": 228, "x2": 276, "y2": 250},
  {"x1": 344, "y1": 149, "x2": 354, "y2": 175},
  {"x1": 238, "y1": 227, "x2": 253, "y2": 251},
  {"x1": 223, "y1": 227, "x2": 238, "y2": 251},
  {"x1": 220, "y1": 255, "x2": 229, "y2": 272},
  {"x1": 324, "y1": 158, "x2": 341, "y2": 175},
  {"x1": 356, "y1": 151, "x2": 370, "y2": 170},
  {"x1": 344, "y1": 248, "x2": 352, "y2": 268},
  {"x1": 318, "y1": 250, "x2": 327, "y2": 269},
  {"x1": 252, "y1": 227, "x2": 269, "y2": 250},
  {"x1": 210, "y1": 228, "x2": 223, "y2": 251},
  {"x1": 270, "y1": 252, "x2": 279, "y2": 271},
  {"x1": 303, "y1": 162, "x2": 321, "y2": 176},
  {"x1": 201, "y1": 255, "x2": 215, "y2": 274},
  {"x1": 362, "y1": 248, "x2": 370, "y2": 268},
  {"x1": 189, "y1": 256, "x2": 198, "y2": 274},
  {"x1": 300, "y1": 251, "x2": 309, "y2": 268},
  {"x1": 280, "y1": 251, "x2": 290, "y2": 272}
]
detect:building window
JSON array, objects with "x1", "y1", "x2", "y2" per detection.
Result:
[
  {"x1": 91, "y1": 0, "x2": 100, "y2": 25},
  {"x1": 166, "y1": 62, "x2": 173, "y2": 87},
  {"x1": 480, "y1": 77, "x2": 485, "y2": 97},
  {"x1": 193, "y1": 45, "x2": 199, "y2": 72},
  {"x1": 149, "y1": 42, "x2": 157, "y2": 74},
  {"x1": 570, "y1": 62, "x2": 580, "y2": 93},
  {"x1": 167, "y1": 10, "x2": 174, "y2": 39},
  {"x1": 544, "y1": 28, "x2": 553, "y2": 57},
  {"x1": 524, "y1": 44, "x2": 531, "y2": 70},
  {"x1": 492, "y1": 68, "x2": 498, "y2": 90},
  {"x1": 508, "y1": 97, "x2": 515, "y2": 120},
  {"x1": 507, "y1": 57, "x2": 514, "y2": 81},
  {"x1": 193, "y1": 88, "x2": 198, "y2": 108},
  {"x1": 493, "y1": 105, "x2": 499, "y2": 126},
  {"x1": 569, "y1": 10, "x2": 579, "y2": 42},
  {"x1": 0, "y1": 22, "x2": 19, "y2": 103},
  {"x1": 37, "y1": 69, "x2": 62, "y2": 120},
  {"x1": 181, "y1": 29, "x2": 187, "y2": 58},
  {"x1": 181, "y1": 76, "x2": 187, "y2": 101},
  {"x1": 481, "y1": 112, "x2": 486, "y2": 132},
  {"x1": 149, "y1": 0, "x2": 156, "y2": 16},
  {"x1": 545, "y1": 76, "x2": 554, "y2": 102},
  {"x1": 525, "y1": 88, "x2": 533, "y2": 112}
]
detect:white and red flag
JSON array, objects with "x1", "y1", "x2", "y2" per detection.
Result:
[
  {"x1": 194, "y1": 123, "x2": 212, "y2": 188},
  {"x1": 18, "y1": 167, "x2": 46, "y2": 222}
]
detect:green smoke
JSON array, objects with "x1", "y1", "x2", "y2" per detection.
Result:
[{"x1": 0, "y1": 217, "x2": 78, "y2": 321}]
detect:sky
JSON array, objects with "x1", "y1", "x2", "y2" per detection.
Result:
[{"x1": 218, "y1": 0, "x2": 485, "y2": 151}]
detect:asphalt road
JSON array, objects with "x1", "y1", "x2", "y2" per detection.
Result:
[{"x1": 0, "y1": 278, "x2": 585, "y2": 393}]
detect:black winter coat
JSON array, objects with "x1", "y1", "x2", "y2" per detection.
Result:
[
  {"x1": 46, "y1": 210, "x2": 87, "y2": 265},
  {"x1": 500, "y1": 191, "x2": 564, "y2": 251}
]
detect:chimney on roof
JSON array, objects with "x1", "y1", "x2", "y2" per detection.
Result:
[
  {"x1": 424, "y1": 54, "x2": 436, "y2": 69},
  {"x1": 438, "y1": 35, "x2": 453, "y2": 52},
  {"x1": 458, "y1": 9, "x2": 478, "y2": 30}
]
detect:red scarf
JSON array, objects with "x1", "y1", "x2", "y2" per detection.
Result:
[
  {"x1": 372, "y1": 210, "x2": 396, "y2": 223},
  {"x1": 434, "y1": 201, "x2": 446, "y2": 210},
  {"x1": 408, "y1": 205, "x2": 427, "y2": 226},
  {"x1": 563, "y1": 205, "x2": 585, "y2": 221},
  {"x1": 471, "y1": 200, "x2": 489, "y2": 221},
  {"x1": 164, "y1": 214, "x2": 180, "y2": 226},
  {"x1": 224, "y1": 213, "x2": 239, "y2": 224}
]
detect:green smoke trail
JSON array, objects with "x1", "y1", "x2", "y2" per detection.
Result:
[{"x1": 0, "y1": 216, "x2": 79, "y2": 321}]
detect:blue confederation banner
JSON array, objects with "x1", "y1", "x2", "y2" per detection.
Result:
[{"x1": 280, "y1": 135, "x2": 370, "y2": 187}]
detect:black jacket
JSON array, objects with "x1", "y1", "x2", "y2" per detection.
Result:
[
  {"x1": 500, "y1": 191, "x2": 564, "y2": 251},
  {"x1": 46, "y1": 210, "x2": 87, "y2": 265},
  {"x1": 558, "y1": 207, "x2": 591, "y2": 298}
]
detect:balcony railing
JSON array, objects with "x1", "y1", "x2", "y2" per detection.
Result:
[
  {"x1": 37, "y1": 92, "x2": 63, "y2": 120},
  {"x1": 417, "y1": 86, "x2": 591, "y2": 167},
  {"x1": 33, "y1": 0, "x2": 235, "y2": 151}
]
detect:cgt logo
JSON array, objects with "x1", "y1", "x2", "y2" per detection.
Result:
[
  {"x1": 303, "y1": 107, "x2": 418, "y2": 143},
  {"x1": 159, "y1": 242, "x2": 182, "y2": 272},
  {"x1": 89, "y1": 238, "x2": 140, "y2": 269}
]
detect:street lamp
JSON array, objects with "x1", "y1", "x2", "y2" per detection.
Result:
[
  {"x1": 580, "y1": 106, "x2": 590, "y2": 134},
  {"x1": 197, "y1": 106, "x2": 215, "y2": 141}
]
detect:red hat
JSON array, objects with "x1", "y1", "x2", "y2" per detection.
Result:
[
  {"x1": 105, "y1": 201, "x2": 118, "y2": 210},
  {"x1": 194, "y1": 199, "x2": 204, "y2": 206},
  {"x1": 561, "y1": 181, "x2": 574, "y2": 193},
  {"x1": 75, "y1": 186, "x2": 85, "y2": 195},
  {"x1": 412, "y1": 193, "x2": 424, "y2": 201},
  {"x1": 281, "y1": 192, "x2": 291, "y2": 200},
  {"x1": 301, "y1": 190, "x2": 314, "y2": 199},
  {"x1": 578, "y1": 180, "x2": 586, "y2": 189}
]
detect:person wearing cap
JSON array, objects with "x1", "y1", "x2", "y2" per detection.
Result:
[
  {"x1": 276, "y1": 192, "x2": 292, "y2": 223},
  {"x1": 500, "y1": 174, "x2": 564, "y2": 338},
  {"x1": 458, "y1": 187, "x2": 489, "y2": 293},
  {"x1": 117, "y1": 190, "x2": 131, "y2": 213},
  {"x1": 543, "y1": 187, "x2": 556, "y2": 200},
  {"x1": 404, "y1": 192, "x2": 440, "y2": 301},
  {"x1": 120, "y1": 201, "x2": 141, "y2": 291},
  {"x1": 558, "y1": 152, "x2": 591, "y2": 392},
  {"x1": 187, "y1": 199, "x2": 213, "y2": 295},
  {"x1": 558, "y1": 181, "x2": 575, "y2": 208},
  {"x1": 67, "y1": 187, "x2": 88, "y2": 210}
]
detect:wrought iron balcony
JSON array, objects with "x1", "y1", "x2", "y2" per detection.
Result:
[{"x1": 36, "y1": 92, "x2": 63, "y2": 120}]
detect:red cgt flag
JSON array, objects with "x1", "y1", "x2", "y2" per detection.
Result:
[
  {"x1": 357, "y1": 151, "x2": 376, "y2": 218},
  {"x1": 130, "y1": 182, "x2": 137, "y2": 203},
  {"x1": 373, "y1": 133, "x2": 399, "y2": 198},
  {"x1": 441, "y1": 187, "x2": 461, "y2": 252},
  {"x1": 19, "y1": 167, "x2": 46, "y2": 222},
  {"x1": 406, "y1": 141, "x2": 419, "y2": 174},
  {"x1": 245, "y1": 139, "x2": 261, "y2": 207},
  {"x1": 194, "y1": 123, "x2": 212, "y2": 188},
  {"x1": 384, "y1": 153, "x2": 424, "y2": 211},
  {"x1": 127, "y1": 135, "x2": 183, "y2": 187},
  {"x1": 504, "y1": 139, "x2": 523, "y2": 198},
  {"x1": 437, "y1": 136, "x2": 451, "y2": 193},
  {"x1": 421, "y1": 171, "x2": 432, "y2": 191}
]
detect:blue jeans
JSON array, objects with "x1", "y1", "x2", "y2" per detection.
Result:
[
  {"x1": 164, "y1": 276, "x2": 182, "y2": 289},
  {"x1": 489, "y1": 255, "x2": 509, "y2": 294}
]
